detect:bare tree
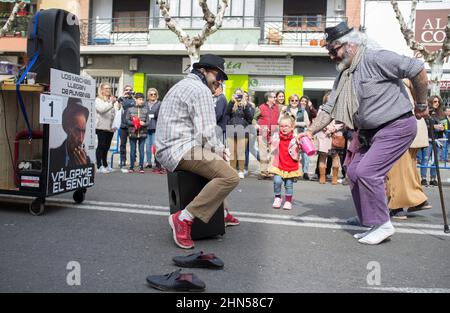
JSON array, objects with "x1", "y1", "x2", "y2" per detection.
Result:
[
  {"x1": 0, "y1": 1, "x2": 27, "y2": 38},
  {"x1": 391, "y1": 0, "x2": 450, "y2": 96},
  {"x1": 157, "y1": 0, "x2": 229, "y2": 67}
]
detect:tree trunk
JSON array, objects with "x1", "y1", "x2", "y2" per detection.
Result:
[
  {"x1": 429, "y1": 60, "x2": 444, "y2": 97},
  {"x1": 188, "y1": 46, "x2": 200, "y2": 71}
]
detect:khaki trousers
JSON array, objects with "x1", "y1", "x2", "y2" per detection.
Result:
[
  {"x1": 258, "y1": 135, "x2": 271, "y2": 174},
  {"x1": 176, "y1": 146, "x2": 240, "y2": 223},
  {"x1": 227, "y1": 136, "x2": 248, "y2": 171},
  {"x1": 386, "y1": 148, "x2": 428, "y2": 209}
]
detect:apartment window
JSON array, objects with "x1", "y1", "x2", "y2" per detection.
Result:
[
  {"x1": 283, "y1": 0, "x2": 326, "y2": 31},
  {"x1": 163, "y1": 0, "x2": 253, "y2": 28},
  {"x1": 113, "y1": 0, "x2": 150, "y2": 32}
]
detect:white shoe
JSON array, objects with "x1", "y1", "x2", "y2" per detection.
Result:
[
  {"x1": 272, "y1": 197, "x2": 282, "y2": 209},
  {"x1": 121, "y1": 168, "x2": 128, "y2": 173},
  {"x1": 358, "y1": 221, "x2": 395, "y2": 245},
  {"x1": 244, "y1": 170, "x2": 249, "y2": 177},
  {"x1": 106, "y1": 166, "x2": 114, "y2": 173},
  {"x1": 353, "y1": 228, "x2": 373, "y2": 239},
  {"x1": 282, "y1": 201, "x2": 292, "y2": 210},
  {"x1": 238, "y1": 171, "x2": 245, "y2": 179},
  {"x1": 97, "y1": 166, "x2": 109, "y2": 174}
]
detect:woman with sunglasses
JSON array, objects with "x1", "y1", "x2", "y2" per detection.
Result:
[
  {"x1": 417, "y1": 96, "x2": 445, "y2": 186},
  {"x1": 95, "y1": 82, "x2": 118, "y2": 173},
  {"x1": 145, "y1": 88, "x2": 164, "y2": 173}
]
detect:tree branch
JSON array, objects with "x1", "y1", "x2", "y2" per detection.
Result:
[
  {"x1": 442, "y1": 14, "x2": 450, "y2": 59},
  {"x1": 195, "y1": 0, "x2": 228, "y2": 47},
  {"x1": 156, "y1": 0, "x2": 190, "y2": 48},
  {"x1": 0, "y1": 1, "x2": 26, "y2": 38},
  {"x1": 390, "y1": 0, "x2": 430, "y2": 60},
  {"x1": 407, "y1": 0, "x2": 418, "y2": 30}
]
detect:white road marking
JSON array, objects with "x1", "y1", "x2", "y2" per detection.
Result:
[
  {"x1": 362, "y1": 287, "x2": 450, "y2": 293},
  {"x1": 45, "y1": 199, "x2": 450, "y2": 237},
  {"x1": 1, "y1": 195, "x2": 448, "y2": 236}
]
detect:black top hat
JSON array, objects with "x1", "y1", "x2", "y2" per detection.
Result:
[
  {"x1": 322, "y1": 22, "x2": 354, "y2": 48},
  {"x1": 193, "y1": 54, "x2": 228, "y2": 81}
]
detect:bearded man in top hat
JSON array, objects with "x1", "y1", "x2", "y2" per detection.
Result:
[
  {"x1": 300, "y1": 22, "x2": 429, "y2": 245},
  {"x1": 155, "y1": 54, "x2": 240, "y2": 249}
]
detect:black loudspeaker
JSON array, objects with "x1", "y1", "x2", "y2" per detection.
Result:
[
  {"x1": 27, "y1": 9, "x2": 80, "y2": 84},
  {"x1": 167, "y1": 171, "x2": 225, "y2": 240}
]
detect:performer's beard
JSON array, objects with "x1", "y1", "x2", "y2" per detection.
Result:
[{"x1": 336, "y1": 50, "x2": 352, "y2": 72}]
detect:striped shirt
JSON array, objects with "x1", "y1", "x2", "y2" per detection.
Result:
[
  {"x1": 155, "y1": 73, "x2": 225, "y2": 172},
  {"x1": 323, "y1": 49, "x2": 424, "y2": 130}
]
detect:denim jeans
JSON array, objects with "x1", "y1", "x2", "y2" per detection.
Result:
[
  {"x1": 146, "y1": 130, "x2": 155, "y2": 164},
  {"x1": 274, "y1": 175, "x2": 294, "y2": 196},
  {"x1": 129, "y1": 137, "x2": 145, "y2": 170},
  {"x1": 418, "y1": 146, "x2": 437, "y2": 179},
  {"x1": 301, "y1": 152, "x2": 309, "y2": 175}
]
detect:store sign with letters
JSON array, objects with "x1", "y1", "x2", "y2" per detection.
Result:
[{"x1": 183, "y1": 58, "x2": 294, "y2": 76}]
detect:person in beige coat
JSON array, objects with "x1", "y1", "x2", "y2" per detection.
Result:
[
  {"x1": 386, "y1": 79, "x2": 432, "y2": 219},
  {"x1": 95, "y1": 82, "x2": 119, "y2": 173},
  {"x1": 315, "y1": 92, "x2": 345, "y2": 185}
]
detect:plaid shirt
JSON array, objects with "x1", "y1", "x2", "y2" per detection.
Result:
[{"x1": 155, "y1": 73, "x2": 225, "y2": 172}]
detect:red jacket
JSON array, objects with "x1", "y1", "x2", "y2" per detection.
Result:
[
  {"x1": 258, "y1": 103, "x2": 280, "y2": 141},
  {"x1": 258, "y1": 103, "x2": 280, "y2": 127},
  {"x1": 272, "y1": 132, "x2": 299, "y2": 172}
]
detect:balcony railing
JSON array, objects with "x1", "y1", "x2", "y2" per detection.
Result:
[
  {"x1": 260, "y1": 15, "x2": 348, "y2": 46},
  {"x1": 80, "y1": 15, "x2": 347, "y2": 47}
]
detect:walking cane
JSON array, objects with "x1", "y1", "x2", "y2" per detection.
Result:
[{"x1": 428, "y1": 112, "x2": 450, "y2": 233}]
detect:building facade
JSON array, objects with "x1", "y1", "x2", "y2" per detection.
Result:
[{"x1": 79, "y1": 0, "x2": 361, "y2": 106}]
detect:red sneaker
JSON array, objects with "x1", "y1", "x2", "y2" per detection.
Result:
[
  {"x1": 169, "y1": 211, "x2": 194, "y2": 249},
  {"x1": 224, "y1": 210, "x2": 240, "y2": 227}
]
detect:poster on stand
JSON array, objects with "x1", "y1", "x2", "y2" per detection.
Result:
[{"x1": 45, "y1": 69, "x2": 96, "y2": 196}]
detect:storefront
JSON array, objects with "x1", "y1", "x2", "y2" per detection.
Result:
[
  {"x1": 139, "y1": 56, "x2": 335, "y2": 107},
  {"x1": 81, "y1": 54, "x2": 336, "y2": 107}
]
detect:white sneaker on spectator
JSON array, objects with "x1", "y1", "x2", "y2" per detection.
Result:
[
  {"x1": 106, "y1": 166, "x2": 114, "y2": 173},
  {"x1": 97, "y1": 166, "x2": 109, "y2": 174},
  {"x1": 121, "y1": 168, "x2": 128, "y2": 174},
  {"x1": 238, "y1": 171, "x2": 245, "y2": 179}
]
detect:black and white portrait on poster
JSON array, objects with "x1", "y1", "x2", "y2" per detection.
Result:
[{"x1": 47, "y1": 69, "x2": 96, "y2": 196}]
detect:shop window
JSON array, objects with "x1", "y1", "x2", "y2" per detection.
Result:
[
  {"x1": 113, "y1": 0, "x2": 150, "y2": 32},
  {"x1": 147, "y1": 74, "x2": 185, "y2": 99},
  {"x1": 283, "y1": 0, "x2": 326, "y2": 31}
]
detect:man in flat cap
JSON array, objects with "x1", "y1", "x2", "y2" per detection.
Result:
[
  {"x1": 300, "y1": 22, "x2": 429, "y2": 245},
  {"x1": 155, "y1": 54, "x2": 240, "y2": 249}
]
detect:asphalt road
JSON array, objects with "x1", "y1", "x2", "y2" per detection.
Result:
[{"x1": 0, "y1": 168, "x2": 449, "y2": 293}]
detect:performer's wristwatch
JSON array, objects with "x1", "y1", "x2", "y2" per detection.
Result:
[{"x1": 415, "y1": 103, "x2": 428, "y2": 112}]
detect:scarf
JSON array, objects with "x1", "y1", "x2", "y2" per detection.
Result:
[{"x1": 331, "y1": 44, "x2": 366, "y2": 130}]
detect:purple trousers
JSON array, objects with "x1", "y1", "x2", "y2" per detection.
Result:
[{"x1": 346, "y1": 116, "x2": 417, "y2": 226}]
